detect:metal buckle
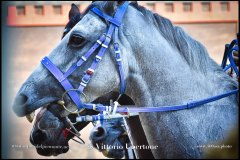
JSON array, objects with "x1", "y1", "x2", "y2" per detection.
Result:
[
  {"x1": 81, "y1": 56, "x2": 87, "y2": 61},
  {"x1": 95, "y1": 55, "x2": 102, "y2": 61},
  {"x1": 115, "y1": 50, "x2": 121, "y2": 54},
  {"x1": 57, "y1": 89, "x2": 88, "y2": 114},
  {"x1": 81, "y1": 76, "x2": 90, "y2": 84}
]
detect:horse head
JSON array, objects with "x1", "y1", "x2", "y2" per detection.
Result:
[
  {"x1": 90, "y1": 118, "x2": 130, "y2": 158},
  {"x1": 13, "y1": 1, "x2": 132, "y2": 116}
]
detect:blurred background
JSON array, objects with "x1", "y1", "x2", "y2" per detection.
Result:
[{"x1": 1, "y1": 1, "x2": 239, "y2": 159}]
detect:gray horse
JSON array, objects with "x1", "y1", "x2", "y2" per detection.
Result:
[{"x1": 13, "y1": 1, "x2": 238, "y2": 159}]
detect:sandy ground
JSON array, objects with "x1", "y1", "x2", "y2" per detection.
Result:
[{"x1": 2, "y1": 22, "x2": 238, "y2": 159}]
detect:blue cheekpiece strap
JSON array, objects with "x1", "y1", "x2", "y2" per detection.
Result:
[{"x1": 41, "y1": 57, "x2": 83, "y2": 109}]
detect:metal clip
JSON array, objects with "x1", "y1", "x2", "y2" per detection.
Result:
[
  {"x1": 81, "y1": 76, "x2": 90, "y2": 84},
  {"x1": 58, "y1": 89, "x2": 88, "y2": 114}
]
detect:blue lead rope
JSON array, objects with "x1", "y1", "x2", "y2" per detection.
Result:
[{"x1": 76, "y1": 88, "x2": 238, "y2": 122}]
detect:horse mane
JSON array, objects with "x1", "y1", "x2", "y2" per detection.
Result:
[{"x1": 130, "y1": 2, "x2": 238, "y2": 89}]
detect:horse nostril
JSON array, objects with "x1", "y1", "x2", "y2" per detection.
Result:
[
  {"x1": 32, "y1": 130, "x2": 47, "y2": 144},
  {"x1": 13, "y1": 94, "x2": 30, "y2": 116},
  {"x1": 96, "y1": 126, "x2": 106, "y2": 137},
  {"x1": 92, "y1": 126, "x2": 106, "y2": 141},
  {"x1": 15, "y1": 94, "x2": 28, "y2": 106}
]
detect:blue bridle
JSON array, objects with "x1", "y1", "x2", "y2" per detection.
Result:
[
  {"x1": 41, "y1": 2, "x2": 129, "y2": 111},
  {"x1": 41, "y1": 1, "x2": 238, "y2": 122}
]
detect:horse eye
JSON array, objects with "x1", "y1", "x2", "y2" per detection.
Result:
[{"x1": 69, "y1": 34, "x2": 85, "y2": 47}]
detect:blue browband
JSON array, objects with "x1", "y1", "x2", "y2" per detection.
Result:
[{"x1": 41, "y1": 1, "x2": 239, "y2": 122}]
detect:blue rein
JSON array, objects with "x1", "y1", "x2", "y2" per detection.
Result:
[{"x1": 41, "y1": 1, "x2": 239, "y2": 122}]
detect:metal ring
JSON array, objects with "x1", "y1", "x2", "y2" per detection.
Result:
[
  {"x1": 68, "y1": 116, "x2": 78, "y2": 125},
  {"x1": 59, "y1": 89, "x2": 88, "y2": 114},
  {"x1": 61, "y1": 89, "x2": 88, "y2": 103}
]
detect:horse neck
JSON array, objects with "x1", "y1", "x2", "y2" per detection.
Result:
[{"x1": 124, "y1": 29, "x2": 236, "y2": 107}]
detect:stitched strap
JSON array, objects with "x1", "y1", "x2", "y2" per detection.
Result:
[
  {"x1": 114, "y1": 28, "x2": 126, "y2": 95},
  {"x1": 78, "y1": 24, "x2": 116, "y2": 93},
  {"x1": 111, "y1": 1, "x2": 130, "y2": 95}
]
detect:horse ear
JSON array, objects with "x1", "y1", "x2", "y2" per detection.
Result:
[
  {"x1": 131, "y1": 1, "x2": 138, "y2": 5},
  {"x1": 103, "y1": 1, "x2": 125, "y2": 16},
  {"x1": 69, "y1": 3, "x2": 80, "y2": 20}
]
